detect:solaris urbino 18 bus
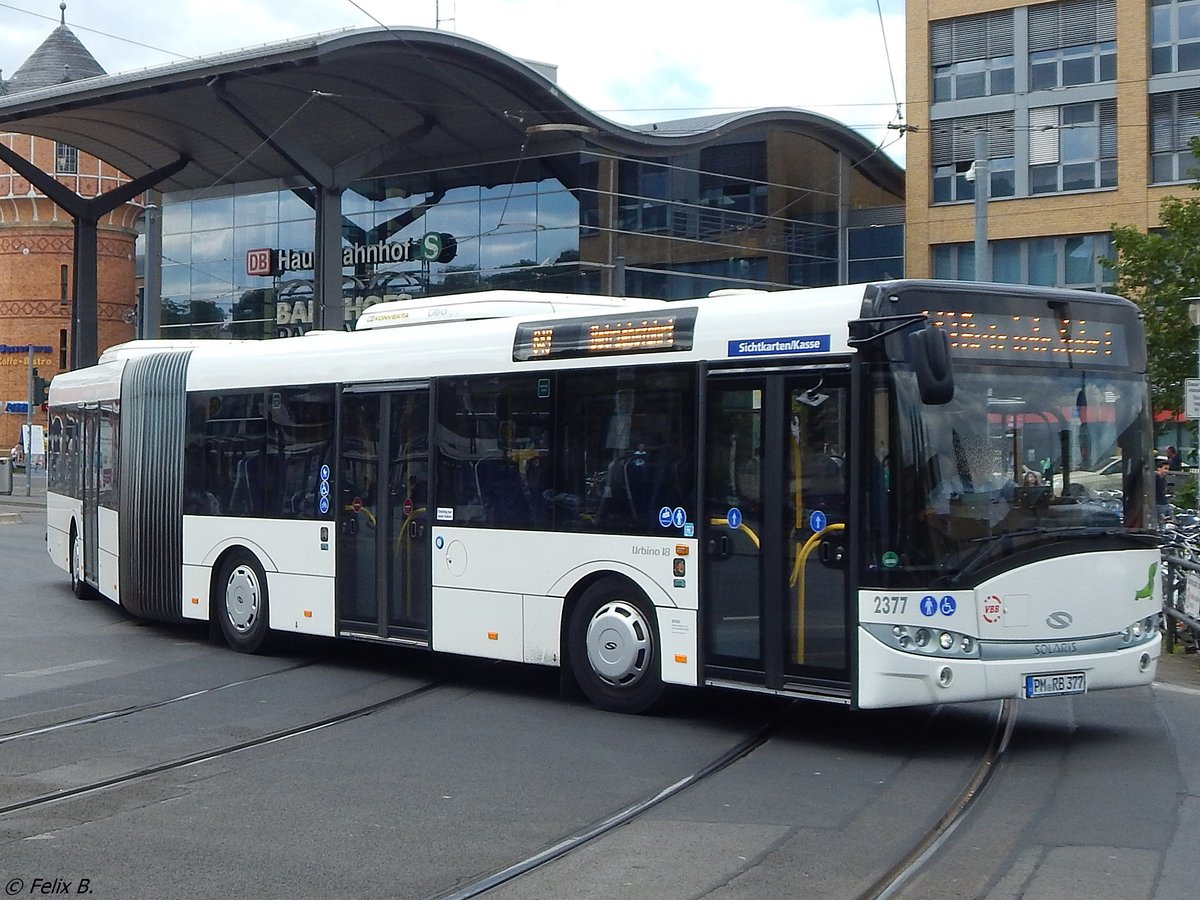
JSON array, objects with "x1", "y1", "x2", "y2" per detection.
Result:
[{"x1": 45, "y1": 280, "x2": 1162, "y2": 712}]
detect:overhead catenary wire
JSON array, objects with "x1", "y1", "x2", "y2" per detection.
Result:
[{"x1": 875, "y1": 0, "x2": 905, "y2": 131}]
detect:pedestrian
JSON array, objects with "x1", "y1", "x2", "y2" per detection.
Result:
[
  {"x1": 1155, "y1": 457, "x2": 1171, "y2": 524},
  {"x1": 1167, "y1": 446, "x2": 1183, "y2": 471}
]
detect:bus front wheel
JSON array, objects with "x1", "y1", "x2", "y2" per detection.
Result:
[
  {"x1": 216, "y1": 551, "x2": 271, "y2": 654},
  {"x1": 568, "y1": 578, "x2": 664, "y2": 714}
]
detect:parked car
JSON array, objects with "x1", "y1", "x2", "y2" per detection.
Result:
[{"x1": 1051, "y1": 455, "x2": 1124, "y2": 499}]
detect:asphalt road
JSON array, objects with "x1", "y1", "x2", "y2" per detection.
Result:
[{"x1": 1, "y1": 495, "x2": 1197, "y2": 900}]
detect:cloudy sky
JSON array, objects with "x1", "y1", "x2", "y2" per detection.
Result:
[{"x1": 1, "y1": 0, "x2": 907, "y2": 162}]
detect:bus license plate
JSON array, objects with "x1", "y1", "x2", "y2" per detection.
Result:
[{"x1": 1025, "y1": 672, "x2": 1086, "y2": 698}]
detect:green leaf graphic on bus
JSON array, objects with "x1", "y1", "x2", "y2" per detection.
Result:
[{"x1": 1134, "y1": 562, "x2": 1157, "y2": 601}]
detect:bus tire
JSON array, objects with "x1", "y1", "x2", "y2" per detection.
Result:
[
  {"x1": 216, "y1": 551, "x2": 272, "y2": 654},
  {"x1": 69, "y1": 526, "x2": 91, "y2": 600},
  {"x1": 568, "y1": 577, "x2": 664, "y2": 714}
]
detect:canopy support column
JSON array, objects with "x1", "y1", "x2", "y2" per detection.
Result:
[{"x1": 0, "y1": 143, "x2": 188, "y2": 367}]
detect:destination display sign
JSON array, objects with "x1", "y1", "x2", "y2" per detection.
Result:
[
  {"x1": 513, "y1": 308, "x2": 697, "y2": 362},
  {"x1": 928, "y1": 310, "x2": 1130, "y2": 368}
]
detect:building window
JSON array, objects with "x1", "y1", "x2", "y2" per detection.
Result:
[
  {"x1": 54, "y1": 142, "x2": 78, "y2": 175},
  {"x1": 1150, "y1": 89, "x2": 1200, "y2": 183},
  {"x1": 848, "y1": 223, "x2": 904, "y2": 282},
  {"x1": 617, "y1": 159, "x2": 672, "y2": 234},
  {"x1": 697, "y1": 142, "x2": 768, "y2": 235},
  {"x1": 1029, "y1": 0, "x2": 1117, "y2": 88},
  {"x1": 932, "y1": 233, "x2": 1114, "y2": 291},
  {"x1": 1029, "y1": 41, "x2": 1115, "y2": 90},
  {"x1": 931, "y1": 113, "x2": 1016, "y2": 204},
  {"x1": 930, "y1": 10, "x2": 1015, "y2": 101},
  {"x1": 1028, "y1": 100, "x2": 1117, "y2": 194},
  {"x1": 1151, "y1": 0, "x2": 1200, "y2": 76}
]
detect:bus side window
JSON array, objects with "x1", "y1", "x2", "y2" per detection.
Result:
[
  {"x1": 435, "y1": 375, "x2": 550, "y2": 530},
  {"x1": 264, "y1": 387, "x2": 334, "y2": 519},
  {"x1": 557, "y1": 365, "x2": 695, "y2": 535}
]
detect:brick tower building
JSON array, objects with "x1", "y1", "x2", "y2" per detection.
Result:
[{"x1": 0, "y1": 4, "x2": 141, "y2": 457}]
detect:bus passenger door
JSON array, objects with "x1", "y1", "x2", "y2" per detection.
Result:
[
  {"x1": 81, "y1": 406, "x2": 100, "y2": 588},
  {"x1": 703, "y1": 372, "x2": 851, "y2": 692},
  {"x1": 337, "y1": 385, "x2": 431, "y2": 644}
]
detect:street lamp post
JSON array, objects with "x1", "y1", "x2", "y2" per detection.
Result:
[{"x1": 970, "y1": 131, "x2": 990, "y2": 282}]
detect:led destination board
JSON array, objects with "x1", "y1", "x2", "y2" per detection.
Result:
[
  {"x1": 927, "y1": 310, "x2": 1130, "y2": 368},
  {"x1": 513, "y1": 308, "x2": 698, "y2": 361}
]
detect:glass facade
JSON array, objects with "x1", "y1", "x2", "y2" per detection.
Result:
[
  {"x1": 932, "y1": 233, "x2": 1115, "y2": 290},
  {"x1": 155, "y1": 128, "x2": 903, "y2": 338}
]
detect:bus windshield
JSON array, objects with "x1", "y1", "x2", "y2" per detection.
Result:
[{"x1": 867, "y1": 362, "x2": 1153, "y2": 587}]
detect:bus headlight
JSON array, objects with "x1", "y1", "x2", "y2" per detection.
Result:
[
  {"x1": 1120, "y1": 615, "x2": 1161, "y2": 647},
  {"x1": 863, "y1": 623, "x2": 981, "y2": 659}
]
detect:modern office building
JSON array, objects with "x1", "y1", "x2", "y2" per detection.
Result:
[{"x1": 905, "y1": 0, "x2": 1184, "y2": 292}]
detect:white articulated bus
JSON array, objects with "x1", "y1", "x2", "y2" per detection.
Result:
[{"x1": 46, "y1": 281, "x2": 1163, "y2": 712}]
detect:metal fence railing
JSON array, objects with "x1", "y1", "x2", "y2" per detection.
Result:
[{"x1": 1160, "y1": 546, "x2": 1200, "y2": 654}]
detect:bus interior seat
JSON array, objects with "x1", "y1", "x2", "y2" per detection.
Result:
[
  {"x1": 474, "y1": 457, "x2": 533, "y2": 526},
  {"x1": 623, "y1": 455, "x2": 656, "y2": 519},
  {"x1": 228, "y1": 454, "x2": 260, "y2": 516}
]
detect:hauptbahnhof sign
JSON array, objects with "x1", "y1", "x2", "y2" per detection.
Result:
[{"x1": 247, "y1": 232, "x2": 457, "y2": 277}]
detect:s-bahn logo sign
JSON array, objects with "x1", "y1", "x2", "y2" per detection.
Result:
[{"x1": 247, "y1": 232, "x2": 456, "y2": 276}]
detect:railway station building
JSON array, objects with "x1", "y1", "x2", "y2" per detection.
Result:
[{"x1": 0, "y1": 16, "x2": 906, "y2": 451}]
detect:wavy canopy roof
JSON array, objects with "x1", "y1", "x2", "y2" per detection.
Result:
[{"x1": 0, "y1": 26, "x2": 903, "y2": 198}]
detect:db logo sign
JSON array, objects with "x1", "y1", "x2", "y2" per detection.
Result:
[{"x1": 246, "y1": 248, "x2": 276, "y2": 277}]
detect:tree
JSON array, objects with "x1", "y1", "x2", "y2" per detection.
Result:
[{"x1": 1105, "y1": 138, "x2": 1200, "y2": 413}]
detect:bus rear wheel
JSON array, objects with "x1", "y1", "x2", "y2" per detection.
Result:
[
  {"x1": 568, "y1": 578, "x2": 664, "y2": 714},
  {"x1": 217, "y1": 551, "x2": 271, "y2": 654},
  {"x1": 70, "y1": 528, "x2": 91, "y2": 600}
]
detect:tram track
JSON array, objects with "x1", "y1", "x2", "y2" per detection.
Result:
[
  {"x1": 860, "y1": 698, "x2": 1017, "y2": 900},
  {"x1": 430, "y1": 698, "x2": 1016, "y2": 900},
  {"x1": 0, "y1": 660, "x2": 320, "y2": 746},
  {"x1": 1, "y1": 641, "x2": 1017, "y2": 900},
  {"x1": 0, "y1": 672, "x2": 460, "y2": 821},
  {"x1": 432, "y1": 702, "x2": 797, "y2": 900}
]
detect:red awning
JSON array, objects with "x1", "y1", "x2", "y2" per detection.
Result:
[{"x1": 1155, "y1": 409, "x2": 1188, "y2": 423}]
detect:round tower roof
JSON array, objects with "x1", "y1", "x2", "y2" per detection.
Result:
[{"x1": 5, "y1": 8, "x2": 105, "y2": 96}]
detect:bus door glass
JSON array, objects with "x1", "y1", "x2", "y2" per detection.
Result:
[
  {"x1": 784, "y1": 375, "x2": 849, "y2": 679},
  {"x1": 337, "y1": 386, "x2": 430, "y2": 641},
  {"x1": 82, "y1": 406, "x2": 99, "y2": 586},
  {"x1": 703, "y1": 372, "x2": 850, "y2": 687}
]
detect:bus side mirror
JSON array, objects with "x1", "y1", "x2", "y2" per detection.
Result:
[{"x1": 910, "y1": 327, "x2": 955, "y2": 405}]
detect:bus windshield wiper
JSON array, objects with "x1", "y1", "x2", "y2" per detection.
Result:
[{"x1": 945, "y1": 526, "x2": 1159, "y2": 586}]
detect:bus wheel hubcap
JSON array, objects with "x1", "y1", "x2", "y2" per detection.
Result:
[
  {"x1": 585, "y1": 600, "x2": 651, "y2": 686},
  {"x1": 225, "y1": 566, "x2": 260, "y2": 633},
  {"x1": 72, "y1": 535, "x2": 82, "y2": 584}
]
